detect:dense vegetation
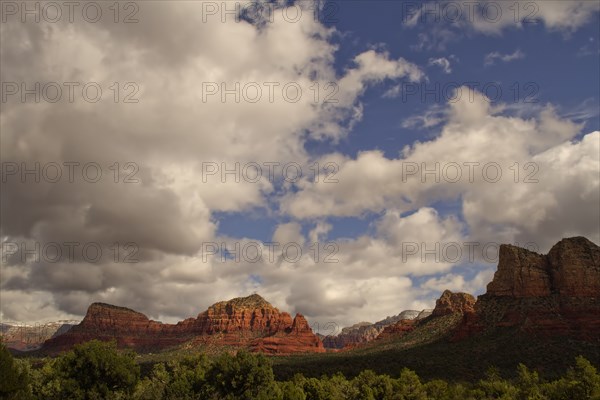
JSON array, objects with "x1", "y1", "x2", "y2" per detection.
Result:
[
  {"x1": 2, "y1": 341, "x2": 599, "y2": 400},
  {"x1": 273, "y1": 327, "x2": 600, "y2": 382}
]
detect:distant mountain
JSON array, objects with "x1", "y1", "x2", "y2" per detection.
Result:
[
  {"x1": 41, "y1": 294, "x2": 324, "y2": 354},
  {"x1": 320, "y1": 309, "x2": 431, "y2": 349},
  {"x1": 1, "y1": 321, "x2": 79, "y2": 351}
]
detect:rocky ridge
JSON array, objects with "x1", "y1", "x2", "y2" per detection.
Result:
[
  {"x1": 321, "y1": 309, "x2": 429, "y2": 349},
  {"x1": 41, "y1": 294, "x2": 324, "y2": 354},
  {"x1": 1, "y1": 321, "x2": 79, "y2": 351}
]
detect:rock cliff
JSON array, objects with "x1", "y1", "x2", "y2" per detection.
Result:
[{"x1": 470, "y1": 237, "x2": 600, "y2": 340}]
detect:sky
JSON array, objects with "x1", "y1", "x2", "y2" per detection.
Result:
[{"x1": 1, "y1": 0, "x2": 599, "y2": 332}]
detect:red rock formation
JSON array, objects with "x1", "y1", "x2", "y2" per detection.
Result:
[
  {"x1": 41, "y1": 303, "x2": 191, "y2": 353},
  {"x1": 468, "y1": 237, "x2": 600, "y2": 340},
  {"x1": 547, "y1": 237, "x2": 600, "y2": 297},
  {"x1": 432, "y1": 290, "x2": 476, "y2": 317},
  {"x1": 250, "y1": 314, "x2": 325, "y2": 354},
  {"x1": 376, "y1": 319, "x2": 416, "y2": 341},
  {"x1": 486, "y1": 245, "x2": 551, "y2": 297},
  {"x1": 42, "y1": 294, "x2": 324, "y2": 354}
]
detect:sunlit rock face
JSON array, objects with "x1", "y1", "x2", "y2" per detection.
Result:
[{"x1": 41, "y1": 294, "x2": 325, "y2": 354}]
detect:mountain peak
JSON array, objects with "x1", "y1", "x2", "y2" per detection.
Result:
[{"x1": 209, "y1": 293, "x2": 275, "y2": 311}]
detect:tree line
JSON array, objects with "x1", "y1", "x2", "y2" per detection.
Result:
[{"x1": 1, "y1": 340, "x2": 599, "y2": 399}]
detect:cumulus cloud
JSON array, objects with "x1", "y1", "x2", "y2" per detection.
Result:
[
  {"x1": 281, "y1": 87, "x2": 599, "y2": 251},
  {"x1": 0, "y1": 1, "x2": 429, "y2": 325}
]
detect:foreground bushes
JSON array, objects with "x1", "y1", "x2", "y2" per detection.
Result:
[{"x1": 1, "y1": 341, "x2": 599, "y2": 400}]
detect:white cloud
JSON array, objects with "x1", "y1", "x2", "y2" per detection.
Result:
[
  {"x1": 402, "y1": 104, "x2": 447, "y2": 129},
  {"x1": 405, "y1": 1, "x2": 599, "y2": 49},
  {"x1": 428, "y1": 57, "x2": 452, "y2": 73},
  {"x1": 465, "y1": 0, "x2": 599, "y2": 34},
  {"x1": 484, "y1": 49, "x2": 525, "y2": 66}
]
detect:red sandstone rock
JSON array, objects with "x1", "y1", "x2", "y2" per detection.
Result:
[
  {"x1": 467, "y1": 237, "x2": 600, "y2": 341},
  {"x1": 547, "y1": 237, "x2": 600, "y2": 297},
  {"x1": 432, "y1": 290, "x2": 476, "y2": 317},
  {"x1": 376, "y1": 319, "x2": 416, "y2": 341},
  {"x1": 42, "y1": 294, "x2": 324, "y2": 354},
  {"x1": 486, "y1": 245, "x2": 551, "y2": 297}
]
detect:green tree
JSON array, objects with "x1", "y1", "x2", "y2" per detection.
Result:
[
  {"x1": 570, "y1": 356, "x2": 600, "y2": 400},
  {"x1": 352, "y1": 369, "x2": 395, "y2": 400},
  {"x1": 0, "y1": 343, "x2": 33, "y2": 400},
  {"x1": 40, "y1": 340, "x2": 140, "y2": 399},
  {"x1": 395, "y1": 368, "x2": 428, "y2": 400},
  {"x1": 544, "y1": 356, "x2": 600, "y2": 400},
  {"x1": 301, "y1": 377, "x2": 332, "y2": 400},
  {"x1": 424, "y1": 379, "x2": 451, "y2": 400},
  {"x1": 476, "y1": 367, "x2": 519, "y2": 400},
  {"x1": 135, "y1": 362, "x2": 171, "y2": 400},
  {"x1": 164, "y1": 354, "x2": 212, "y2": 400},
  {"x1": 206, "y1": 350, "x2": 281, "y2": 400},
  {"x1": 279, "y1": 381, "x2": 306, "y2": 400},
  {"x1": 516, "y1": 363, "x2": 545, "y2": 400},
  {"x1": 329, "y1": 372, "x2": 358, "y2": 399}
]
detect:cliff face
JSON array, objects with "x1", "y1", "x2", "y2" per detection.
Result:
[
  {"x1": 250, "y1": 314, "x2": 325, "y2": 354},
  {"x1": 485, "y1": 245, "x2": 551, "y2": 297},
  {"x1": 547, "y1": 237, "x2": 600, "y2": 297},
  {"x1": 485, "y1": 237, "x2": 599, "y2": 298},
  {"x1": 42, "y1": 294, "x2": 324, "y2": 354},
  {"x1": 41, "y1": 303, "x2": 192, "y2": 353},
  {"x1": 193, "y1": 295, "x2": 294, "y2": 336},
  {"x1": 473, "y1": 237, "x2": 600, "y2": 340}
]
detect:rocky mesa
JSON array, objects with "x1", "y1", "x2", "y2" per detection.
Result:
[
  {"x1": 463, "y1": 236, "x2": 600, "y2": 340},
  {"x1": 42, "y1": 294, "x2": 324, "y2": 354}
]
